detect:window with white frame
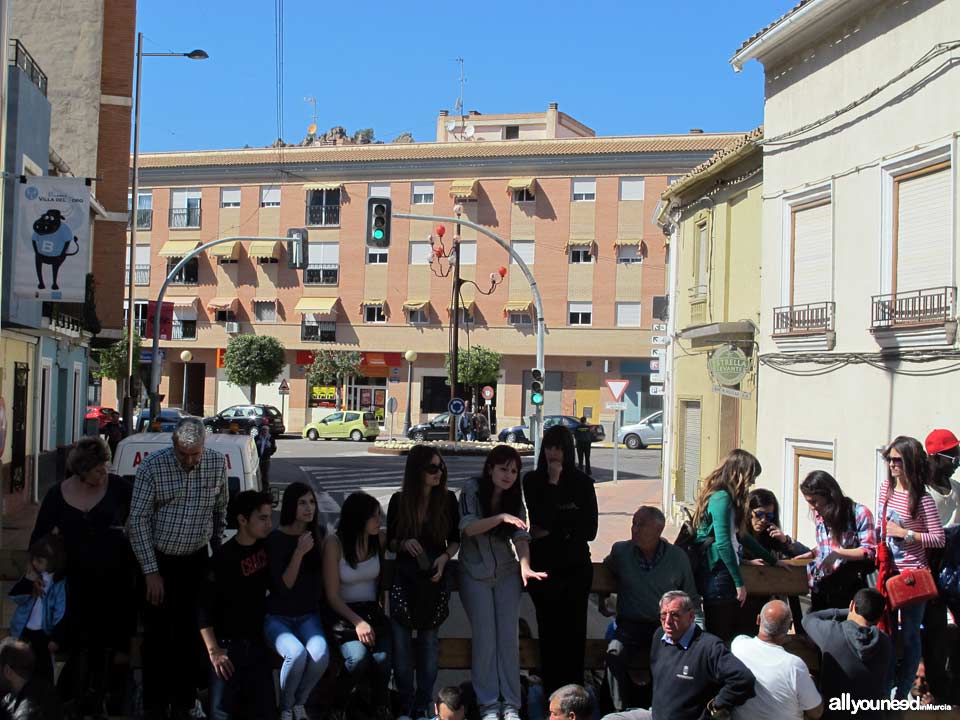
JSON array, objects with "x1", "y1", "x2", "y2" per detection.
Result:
[
  {"x1": 260, "y1": 185, "x2": 281, "y2": 207},
  {"x1": 458, "y1": 307, "x2": 474, "y2": 325},
  {"x1": 513, "y1": 188, "x2": 534, "y2": 203},
  {"x1": 616, "y1": 302, "x2": 642, "y2": 327},
  {"x1": 508, "y1": 311, "x2": 532, "y2": 326},
  {"x1": 365, "y1": 305, "x2": 386, "y2": 323},
  {"x1": 409, "y1": 242, "x2": 432, "y2": 265},
  {"x1": 253, "y1": 301, "x2": 277, "y2": 323},
  {"x1": 170, "y1": 188, "x2": 202, "y2": 228},
  {"x1": 368, "y1": 183, "x2": 391, "y2": 199},
  {"x1": 568, "y1": 302, "x2": 592, "y2": 326},
  {"x1": 617, "y1": 245, "x2": 643, "y2": 264},
  {"x1": 128, "y1": 191, "x2": 153, "y2": 229},
  {"x1": 572, "y1": 178, "x2": 596, "y2": 202},
  {"x1": 367, "y1": 248, "x2": 389, "y2": 264},
  {"x1": 569, "y1": 247, "x2": 592, "y2": 264},
  {"x1": 893, "y1": 160, "x2": 952, "y2": 294},
  {"x1": 408, "y1": 308, "x2": 429, "y2": 325},
  {"x1": 220, "y1": 187, "x2": 241, "y2": 208},
  {"x1": 789, "y1": 195, "x2": 832, "y2": 306},
  {"x1": 510, "y1": 241, "x2": 535, "y2": 265},
  {"x1": 305, "y1": 242, "x2": 340, "y2": 285},
  {"x1": 412, "y1": 182, "x2": 434, "y2": 204},
  {"x1": 619, "y1": 177, "x2": 645, "y2": 201},
  {"x1": 457, "y1": 241, "x2": 476, "y2": 265}
]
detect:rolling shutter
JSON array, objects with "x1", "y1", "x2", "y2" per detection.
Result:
[
  {"x1": 896, "y1": 165, "x2": 952, "y2": 293},
  {"x1": 792, "y1": 201, "x2": 832, "y2": 306},
  {"x1": 681, "y1": 401, "x2": 702, "y2": 504}
]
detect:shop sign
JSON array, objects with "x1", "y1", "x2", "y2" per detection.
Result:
[{"x1": 707, "y1": 346, "x2": 750, "y2": 387}]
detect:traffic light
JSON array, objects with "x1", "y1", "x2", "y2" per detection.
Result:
[
  {"x1": 287, "y1": 227, "x2": 308, "y2": 269},
  {"x1": 367, "y1": 197, "x2": 392, "y2": 247},
  {"x1": 530, "y1": 368, "x2": 544, "y2": 406}
]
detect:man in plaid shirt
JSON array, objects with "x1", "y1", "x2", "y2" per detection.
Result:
[{"x1": 129, "y1": 416, "x2": 228, "y2": 720}]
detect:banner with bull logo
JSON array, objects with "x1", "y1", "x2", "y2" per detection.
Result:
[{"x1": 14, "y1": 176, "x2": 91, "y2": 302}]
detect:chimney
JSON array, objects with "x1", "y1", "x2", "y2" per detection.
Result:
[
  {"x1": 548, "y1": 102, "x2": 558, "y2": 110},
  {"x1": 689, "y1": 128, "x2": 704, "y2": 134},
  {"x1": 439, "y1": 110, "x2": 448, "y2": 116},
  {"x1": 469, "y1": 110, "x2": 481, "y2": 116}
]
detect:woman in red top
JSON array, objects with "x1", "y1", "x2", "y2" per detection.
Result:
[{"x1": 879, "y1": 436, "x2": 945, "y2": 700}]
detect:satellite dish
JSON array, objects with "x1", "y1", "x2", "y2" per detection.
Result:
[
  {"x1": 445, "y1": 120, "x2": 457, "y2": 132},
  {"x1": 464, "y1": 125, "x2": 475, "y2": 138},
  {"x1": 307, "y1": 123, "x2": 317, "y2": 136}
]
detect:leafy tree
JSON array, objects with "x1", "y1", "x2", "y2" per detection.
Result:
[
  {"x1": 223, "y1": 335, "x2": 286, "y2": 403},
  {"x1": 306, "y1": 350, "x2": 363, "y2": 409},
  {"x1": 445, "y1": 346, "x2": 501, "y2": 405},
  {"x1": 93, "y1": 330, "x2": 141, "y2": 381}
]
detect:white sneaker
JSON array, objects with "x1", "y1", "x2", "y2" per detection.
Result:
[
  {"x1": 293, "y1": 706, "x2": 308, "y2": 720},
  {"x1": 503, "y1": 707, "x2": 521, "y2": 720}
]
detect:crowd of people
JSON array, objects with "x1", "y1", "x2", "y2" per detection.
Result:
[{"x1": 2, "y1": 415, "x2": 958, "y2": 720}]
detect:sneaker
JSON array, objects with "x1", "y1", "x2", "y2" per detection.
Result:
[
  {"x1": 281, "y1": 711, "x2": 294, "y2": 720},
  {"x1": 293, "y1": 706, "x2": 309, "y2": 720},
  {"x1": 503, "y1": 707, "x2": 522, "y2": 720}
]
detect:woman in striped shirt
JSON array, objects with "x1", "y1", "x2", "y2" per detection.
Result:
[{"x1": 879, "y1": 436, "x2": 945, "y2": 700}]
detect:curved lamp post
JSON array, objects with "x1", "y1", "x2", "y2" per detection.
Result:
[{"x1": 402, "y1": 350, "x2": 417, "y2": 435}]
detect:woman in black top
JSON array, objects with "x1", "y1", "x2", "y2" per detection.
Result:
[
  {"x1": 523, "y1": 425, "x2": 598, "y2": 697},
  {"x1": 31, "y1": 435, "x2": 135, "y2": 718},
  {"x1": 264, "y1": 482, "x2": 330, "y2": 720},
  {"x1": 387, "y1": 445, "x2": 460, "y2": 720}
]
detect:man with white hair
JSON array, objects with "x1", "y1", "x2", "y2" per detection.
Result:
[
  {"x1": 730, "y1": 600, "x2": 822, "y2": 720},
  {"x1": 129, "y1": 416, "x2": 228, "y2": 720}
]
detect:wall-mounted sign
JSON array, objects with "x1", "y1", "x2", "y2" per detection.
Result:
[
  {"x1": 651, "y1": 335, "x2": 669, "y2": 345},
  {"x1": 708, "y1": 346, "x2": 750, "y2": 387}
]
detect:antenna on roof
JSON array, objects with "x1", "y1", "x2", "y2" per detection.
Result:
[
  {"x1": 454, "y1": 57, "x2": 465, "y2": 118},
  {"x1": 304, "y1": 96, "x2": 319, "y2": 135}
]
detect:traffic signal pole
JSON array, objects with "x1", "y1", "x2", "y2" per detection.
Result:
[{"x1": 395, "y1": 212, "x2": 546, "y2": 460}]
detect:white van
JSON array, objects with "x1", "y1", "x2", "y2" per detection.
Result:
[{"x1": 112, "y1": 432, "x2": 264, "y2": 527}]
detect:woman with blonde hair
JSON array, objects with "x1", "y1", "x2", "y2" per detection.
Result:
[{"x1": 692, "y1": 448, "x2": 779, "y2": 643}]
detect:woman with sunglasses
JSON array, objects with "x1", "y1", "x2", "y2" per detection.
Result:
[
  {"x1": 879, "y1": 436, "x2": 945, "y2": 700},
  {"x1": 523, "y1": 424, "x2": 598, "y2": 698},
  {"x1": 800, "y1": 470, "x2": 876, "y2": 612},
  {"x1": 387, "y1": 445, "x2": 460, "y2": 720}
]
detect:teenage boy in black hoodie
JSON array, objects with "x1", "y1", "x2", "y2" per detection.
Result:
[
  {"x1": 801, "y1": 587, "x2": 893, "y2": 718},
  {"x1": 602, "y1": 590, "x2": 755, "y2": 720},
  {"x1": 198, "y1": 491, "x2": 275, "y2": 720}
]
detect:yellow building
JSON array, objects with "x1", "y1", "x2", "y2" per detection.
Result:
[{"x1": 658, "y1": 129, "x2": 763, "y2": 517}]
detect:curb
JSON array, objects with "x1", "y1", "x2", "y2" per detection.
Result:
[{"x1": 369, "y1": 442, "x2": 535, "y2": 457}]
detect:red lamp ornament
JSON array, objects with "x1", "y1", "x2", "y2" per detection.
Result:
[
  {"x1": 435, "y1": 225, "x2": 446, "y2": 238},
  {"x1": 498, "y1": 266, "x2": 507, "y2": 278}
]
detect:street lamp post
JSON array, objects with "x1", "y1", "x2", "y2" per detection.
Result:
[
  {"x1": 123, "y1": 32, "x2": 207, "y2": 436},
  {"x1": 180, "y1": 350, "x2": 193, "y2": 413},
  {"x1": 402, "y1": 350, "x2": 417, "y2": 435}
]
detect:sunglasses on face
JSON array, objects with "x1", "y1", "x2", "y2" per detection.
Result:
[
  {"x1": 886, "y1": 456, "x2": 904, "y2": 466},
  {"x1": 936, "y1": 452, "x2": 960, "y2": 468},
  {"x1": 752, "y1": 510, "x2": 775, "y2": 522},
  {"x1": 423, "y1": 463, "x2": 445, "y2": 474}
]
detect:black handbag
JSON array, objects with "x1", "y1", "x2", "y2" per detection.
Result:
[
  {"x1": 326, "y1": 601, "x2": 388, "y2": 646},
  {"x1": 389, "y1": 557, "x2": 450, "y2": 630}
]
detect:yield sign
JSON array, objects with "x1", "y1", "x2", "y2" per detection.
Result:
[{"x1": 605, "y1": 378, "x2": 629, "y2": 402}]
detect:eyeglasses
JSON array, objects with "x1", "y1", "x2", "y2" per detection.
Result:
[
  {"x1": 423, "y1": 463, "x2": 445, "y2": 474},
  {"x1": 752, "y1": 509, "x2": 776, "y2": 522},
  {"x1": 886, "y1": 457, "x2": 904, "y2": 466},
  {"x1": 935, "y1": 452, "x2": 960, "y2": 468},
  {"x1": 659, "y1": 611, "x2": 687, "y2": 620}
]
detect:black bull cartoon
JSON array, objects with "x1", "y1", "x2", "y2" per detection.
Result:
[{"x1": 31, "y1": 208, "x2": 79, "y2": 290}]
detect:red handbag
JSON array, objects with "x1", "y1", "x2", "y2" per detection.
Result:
[{"x1": 879, "y1": 495, "x2": 940, "y2": 610}]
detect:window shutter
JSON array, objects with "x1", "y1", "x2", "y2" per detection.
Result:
[
  {"x1": 409, "y1": 242, "x2": 432, "y2": 265},
  {"x1": 135, "y1": 245, "x2": 151, "y2": 265},
  {"x1": 309, "y1": 242, "x2": 339, "y2": 264},
  {"x1": 221, "y1": 187, "x2": 241, "y2": 205},
  {"x1": 458, "y1": 242, "x2": 477, "y2": 265},
  {"x1": 511, "y1": 241, "x2": 535, "y2": 265},
  {"x1": 171, "y1": 189, "x2": 187, "y2": 209},
  {"x1": 619, "y1": 178, "x2": 645, "y2": 201},
  {"x1": 616, "y1": 302, "x2": 642, "y2": 327},
  {"x1": 261, "y1": 186, "x2": 281, "y2": 204},
  {"x1": 792, "y1": 201, "x2": 832, "y2": 306},
  {"x1": 369, "y1": 183, "x2": 391, "y2": 198},
  {"x1": 896, "y1": 166, "x2": 952, "y2": 293},
  {"x1": 681, "y1": 402, "x2": 702, "y2": 504},
  {"x1": 569, "y1": 302, "x2": 592, "y2": 314},
  {"x1": 573, "y1": 178, "x2": 596, "y2": 196}
]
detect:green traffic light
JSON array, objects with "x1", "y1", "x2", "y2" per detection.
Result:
[
  {"x1": 373, "y1": 229, "x2": 384, "y2": 240},
  {"x1": 531, "y1": 392, "x2": 543, "y2": 405}
]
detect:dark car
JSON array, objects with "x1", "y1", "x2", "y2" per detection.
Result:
[
  {"x1": 203, "y1": 404, "x2": 286, "y2": 437},
  {"x1": 407, "y1": 412, "x2": 453, "y2": 442},
  {"x1": 134, "y1": 407, "x2": 194, "y2": 433},
  {"x1": 497, "y1": 415, "x2": 605, "y2": 444}
]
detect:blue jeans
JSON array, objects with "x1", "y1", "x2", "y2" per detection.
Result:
[
  {"x1": 391, "y1": 619, "x2": 439, "y2": 716},
  {"x1": 264, "y1": 613, "x2": 331, "y2": 710},
  {"x1": 340, "y1": 632, "x2": 392, "y2": 707},
  {"x1": 894, "y1": 601, "x2": 927, "y2": 700},
  {"x1": 697, "y1": 559, "x2": 739, "y2": 644}
]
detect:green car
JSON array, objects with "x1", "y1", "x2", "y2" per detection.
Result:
[{"x1": 302, "y1": 411, "x2": 380, "y2": 442}]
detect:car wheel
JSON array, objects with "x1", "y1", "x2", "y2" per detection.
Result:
[
  {"x1": 306, "y1": 429, "x2": 319, "y2": 441},
  {"x1": 505, "y1": 432, "x2": 517, "y2": 442},
  {"x1": 624, "y1": 434, "x2": 643, "y2": 450},
  {"x1": 413, "y1": 431, "x2": 426, "y2": 442},
  {"x1": 350, "y1": 429, "x2": 363, "y2": 442}
]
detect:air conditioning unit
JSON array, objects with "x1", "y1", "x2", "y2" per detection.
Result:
[{"x1": 224, "y1": 321, "x2": 240, "y2": 334}]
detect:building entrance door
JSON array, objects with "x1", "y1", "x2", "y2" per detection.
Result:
[{"x1": 10, "y1": 363, "x2": 28, "y2": 493}]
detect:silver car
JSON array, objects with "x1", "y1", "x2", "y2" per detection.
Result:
[{"x1": 617, "y1": 411, "x2": 663, "y2": 449}]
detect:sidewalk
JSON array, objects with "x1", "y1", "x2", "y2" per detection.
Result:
[{"x1": 590, "y1": 476, "x2": 677, "y2": 557}]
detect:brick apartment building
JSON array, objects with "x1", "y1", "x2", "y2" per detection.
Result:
[{"x1": 104, "y1": 105, "x2": 740, "y2": 436}]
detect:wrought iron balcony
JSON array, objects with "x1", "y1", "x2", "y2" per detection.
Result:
[
  {"x1": 169, "y1": 207, "x2": 202, "y2": 229},
  {"x1": 134, "y1": 319, "x2": 148, "y2": 337},
  {"x1": 9, "y1": 39, "x2": 46, "y2": 96},
  {"x1": 135, "y1": 264, "x2": 150, "y2": 285},
  {"x1": 871, "y1": 286, "x2": 956, "y2": 329},
  {"x1": 172, "y1": 320, "x2": 197, "y2": 340},
  {"x1": 128, "y1": 208, "x2": 153, "y2": 230},
  {"x1": 306, "y1": 204, "x2": 340, "y2": 227},
  {"x1": 301, "y1": 321, "x2": 336, "y2": 342},
  {"x1": 304, "y1": 263, "x2": 339, "y2": 285},
  {"x1": 773, "y1": 301, "x2": 835, "y2": 336}
]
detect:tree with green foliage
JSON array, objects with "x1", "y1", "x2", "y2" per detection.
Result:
[
  {"x1": 445, "y1": 346, "x2": 501, "y2": 405},
  {"x1": 306, "y1": 350, "x2": 363, "y2": 409},
  {"x1": 223, "y1": 335, "x2": 287, "y2": 404},
  {"x1": 93, "y1": 330, "x2": 141, "y2": 381}
]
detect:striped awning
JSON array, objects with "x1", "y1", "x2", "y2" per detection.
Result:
[
  {"x1": 251, "y1": 297, "x2": 277, "y2": 304},
  {"x1": 503, "y1": 300, "x2": 532, "y2": 312},
  {"x1": 294, "y1": 297, "x2": 337, "y2": 314},
  {"x1": 248, "y1": 240, "x2": 282, "y2": 259},
  {"x1": 303, "y1": 182, "x2": 342, "y2": 191},
  {"x1": 361, "y1": 298, "x2": 385, "y2": 306},
  {"x1": 448, "y1": 179, "x2": 478, "y2": 198},
  {"x1": 614, "y1": 237, "x2": 644, "y2": 246},
  {"x1": 402, "y1": 299, "x2": 430, "y2": 310},
  {"x1": 566, "y1": 237, "x2": 595, "y2": 247},
  {"x1": 448, "y1": 285, "x2": 477, "y2": 310},
  {"x1": 209, "y1": 241, "x2": 240, "y2": 259},
  {"x1": 207, "y1": 297, "x2": 239, "y2": 312},
  {"x1": 158, "y1": 240, "x2": 200, "y2": 257},
  {"x1": 506, "y1": 177, "x2": 536, "y2": 192},
  {"x1": 448, "y1": 298, "x2": 476, "y2": 312},
  {"x1": 169, "y1": 296, "x2": 199, "y2": 308}
]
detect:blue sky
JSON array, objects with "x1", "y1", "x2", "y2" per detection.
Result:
[{"x1": 136, "y1": 0, "x2": 798, "y2": 153}]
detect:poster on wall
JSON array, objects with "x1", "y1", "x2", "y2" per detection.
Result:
[{"x1": 14, "y1": 176, "x2": 91, "y2": 302}]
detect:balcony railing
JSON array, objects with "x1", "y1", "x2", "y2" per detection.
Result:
[
  {"x1": 169, "y1": 207, "x2": 202, "y2": 229},
  {"x1": 128, "y1": 208, "x2": 153, "y2": 230},
  {"x1": 9, "y1": 40, "x2": 47, "y2": 96},
  {"x1": 304, "y1": 263, "x2": 339, "y2": 285},
  {"x1": 134, "y1": 319, "x2": 148, "y2": 337},
  {"x1": 871, "y1": 286, "x2": 956, "y2": 329},
  {"x1": 306, "y1": 204, "x2": 340, "y2": 227},
  {"x1": 135, "y1": 264, "x2": 150, "y2": 285},
  {"x1": 172, "y1": 320, "x2": 197, "y2": 340},
  {"x1": 773, "y1": 301, "x2": 835, "y2": 336},
  {"x1": 301, "y1": 321, "x2": 336, "y2": 342}
]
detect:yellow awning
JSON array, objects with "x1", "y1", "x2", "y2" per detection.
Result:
[
  {"x1": 249, "y1": 240, "x2": 282, "y2": 259},
  {"x1": 294, "y1": 297, "x2": 338, "y2": 314},
  {"x1": 361, "y1": 298, "x2": 385, "y2": 306},
  {"x1": 169, "y1": 296, "x2": 199, "y2": 308},
  {"x1": 447, "y1": 285, "x2": 477, "y2": 310},
  {"x1": 566, "y1": 238, "x2": 595, "y2": 247},
  {"x1": 448, "y1": 299, "x2": 476, "y2": 312},
  {"x1": 614, "y1": 237, "x2": 644, "y2": 246},
  {"x1": 209, "y1": 241, "x2": 240, "y2": 259},
  {"x1": 448, "y1": 179, "x2": 478, "y2": 198},
  {"x1": 207, "y1": 297, "x2": 239, "y2": 312},
  {"x1": 402, "y1": 299, "x2": 430, "y2": 310},
  {"x1": 303, "y1": 182, "x2": 342, "y2": 191},
  {"x1": 503, "y1": 300, "x2": 532, "y2": 312},
  {"x1": 506, "y1": 177, "x2": 536, "y2": 192},
  {"x1": 158, "y1": 240, "x2": 200, "y2": 257}
]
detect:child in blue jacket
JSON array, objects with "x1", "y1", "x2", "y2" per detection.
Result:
[{"x1": 9, "y1": 534, "x2": 67, "y2": 682}]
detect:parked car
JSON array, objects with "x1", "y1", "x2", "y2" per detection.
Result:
[
  {"x1": 303, "y1": 411, "x2": 380, "y2": 442},
  {"x1": 617, "y1": 410, "x2": 663, "y2": 449},
  {"x1": 134, "y1": 408, "x2": 194, "y2": 433},
  {"x1": 407, "y1": 413, "x2": 453, "y2": 442},
  {"x1": 86, "y1": 406, "x2": 117, "y2": 430},
  {"x1": 497, "y1": 415, "x2": 605, "y2": 444},
  {"x1": 203, "y1": 404, "x2": 285, "y2": 437}
]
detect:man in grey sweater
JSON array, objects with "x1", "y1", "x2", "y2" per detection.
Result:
[{"x1": 801, "y1": 587, "x2": 894, "y2": 717}]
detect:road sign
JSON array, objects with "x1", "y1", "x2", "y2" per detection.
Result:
[
  {"x1": 713, "y1": 385, "x2": 752, "y2": 400},
  {"x1": 448, "y1": 397, "x2": 466, "y2": 415},
  {"x1": 651, "y1": 335, "x2": 668, "y2": 345},
  {"x1": 652, "y1": 323, "x2": 667, "y2": 332},
  {"x1": 605, "y1": 378, "x2": 629, "y2": 402},
  {"x1": 387, "y1": 397, "x2": 398, "y2": 413},
  {"x1": 605, "y1": 401, "x2": 626, "y2": 410},
  {"x1": 650, "y1": 359, "x2": 660, "y2": 371},
  {"x1": 481, "y1": 385, "x2": 495, "y2": 400},
  {"x1": 651, "y1": 348, "x2": 666, "y2": 358},
  {"x1": 650, "y1": 373, "x2": 665, "y2": 383},
  {"x1": 649, "y1": 385, "x2": 665, "y2": 396},
  {"x1": 278, "y1": 379, "x2": 290, "y2": 396}
]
